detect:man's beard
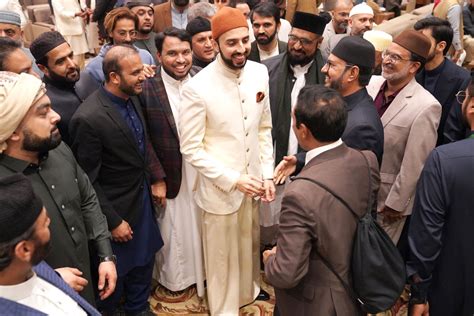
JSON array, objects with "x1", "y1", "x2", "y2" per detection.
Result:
[
  {"x1": 327, "y1": 72, "x2": 345, "y2": 91},
  {"x1": 119, "y1": 78, "x2": 142, "y2": 96},
  {"x1": 30, "y1": 237, "x2": 52, "y2": 266},
  {"x1": 336, "y1": 21, "x2": 348, "y2": 32},
  {"x1": 221, "y1": 52, "x2": 248, "y2": 70},
  {"x1": 139, "y1": 26, "x2": 153, "y2": 35},
  {"x1": 288, "y1": 49, "x2": 314, "y2": 66},
  {"x1": 425, "y1": 50, "x2": 436, "y2": 63},
  {"x1": 22, "y1": 127, "x2": 62, "y2": 153},
  {"x1": 382, "y1": 62, "x2": 410, "y2": 82},
  {"x1": 173, "y1": 0, "x2": 189, "y2": 6},
  {"x1": 256, "y1": 29, "x2": 277, "y2": 45},
  {"x1": 48, "y1": 67, "x2": 80, "y2": 84}
]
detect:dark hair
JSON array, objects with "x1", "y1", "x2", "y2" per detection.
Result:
[
  {"x1": 155, "y1": 27, "x2": 192, "y2": 54},
  {"x1": 0, "y1": 223, "x2": 35, "y2": 272},
  {"x1": 104, "y1": 7, "x2": 139, "y2": 43},
  {"x1": 410, "y1": 52, "x2": 426, "y2": 73},
  {"x1": 250, "y1": 2, "x2": 280, "y2": 24},
  {"x1": 102, "y1": 44, "x2": 139, "y2": 82},
  {"x1": 414, "y1": 17, "x2": 453, "y2": 55},
  {"x1": 294, "y1": 85, "x2": 348, "y2": 142},
  {"x1": 229, "y1": 0, "x2": 248, "y2": 8},
  {"x1": 0, "y1": 37, "x2": 21, "y2": 71},
  {"x1": 357, "y1": 65, "x2": 373, "y2": 86}
]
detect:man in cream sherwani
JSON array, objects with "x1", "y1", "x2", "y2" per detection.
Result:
[{"x1": 179, "y1": 7, "x2": 275, "y2": 316}]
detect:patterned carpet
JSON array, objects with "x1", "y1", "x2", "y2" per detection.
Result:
[
  {"x1": 150, "y1": 272, "x2": 276, "y2": 315},
  {"x1": 149, "y1": 274, "x2": 409, "y2": 316}
]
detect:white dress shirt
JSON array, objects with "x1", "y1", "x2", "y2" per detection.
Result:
[
  {"x1": 161, "y1": 66, "x2": 190, "y2": 133},
  {"x1": 0, "y1": 272, "x2": 87, "y2": 316},
  {"x1": 305, "y1": 139, "x2": 343, "y2": 165}
]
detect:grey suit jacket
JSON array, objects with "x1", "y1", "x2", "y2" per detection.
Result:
[
  {"x1": 265, "y1": 144, "x2": 380, "y2": 316},
  {"x1": 366, "y1": 76, "x2": 441, "y2": 215}
]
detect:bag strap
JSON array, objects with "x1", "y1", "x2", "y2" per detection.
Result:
[{"x1": 291, "y1": 150, "x2": 373, "y2": 307}]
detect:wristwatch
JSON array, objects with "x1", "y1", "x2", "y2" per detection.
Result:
[{"x1": 99, "y1": 255, "x2": 117, "y2": 265}]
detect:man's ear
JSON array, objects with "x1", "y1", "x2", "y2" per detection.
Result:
[
  {"x1": 14, "y1": 240, "x2": 34, "y2": 263},
  {"x1": 37, "y1": 64, "x2": 48, "y2": 76},
  {"x1": 437, "y1": 40, "x2": 447, "y2": 54}
]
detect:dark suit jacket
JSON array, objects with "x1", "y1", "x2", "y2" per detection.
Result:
[
  {"x1": 295, "y1": 87, "x2": 384, "y2": 173},
  {"x1": 265, "y1": 144, "x2": 380, "y2": 316},
  {"x1": 248, "y1": 40, "x2": 287, "y2": 63},
  {"x1": 416, "y1": 58, "x2": 470, "y2": 145},
  {"x1": 263, "y1": 52, "x2": 325, "y2": 164},
  {"x1": 407, "y1": 136, "x2": 474, "y2": 316},
  {"x1": 0, "y1": 261, "x2": 99, "y2": 316},
  {"x1": 69, "y1": 88, "x2": 165, "y2": 230},
  {"x1": 153, "y1": 1, "x2": 172, "y2": 33},
  {"x1": 139, "y1": 66, "x2": 200, "y2": 199}
]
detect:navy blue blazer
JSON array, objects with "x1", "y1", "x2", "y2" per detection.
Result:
[
  {"x1": 0, "y1": 261, "x2": 99, "y2": 316},
  {"x1": 416, "y1": 58, "x2": 470, "y2": 145}
]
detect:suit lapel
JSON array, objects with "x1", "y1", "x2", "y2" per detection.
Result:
[
  {"x1": 155, "y1": 69, "x2": 180, "y2": 139},
  {"x1": 98, "y1": 89, "x2": 143, "y2": 158},
  {"x1": 302, "y1": 143, "x2": 349, "y2": 171},
  {"x1": 380, "y1": 78, "x2": 417, "y2": 127}
]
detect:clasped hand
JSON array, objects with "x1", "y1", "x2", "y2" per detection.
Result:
[{"x1": 236, "y1": 175, "x2": 276, "y2": 202}]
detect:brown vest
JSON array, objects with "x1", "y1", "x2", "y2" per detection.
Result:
[{"x1": 433, "y1": 0, "x2": 464, "y2": 48}]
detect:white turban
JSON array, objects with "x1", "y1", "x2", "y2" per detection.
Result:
[{"x1": 0, "y1": 71, "x2": 46, "y2": 153}]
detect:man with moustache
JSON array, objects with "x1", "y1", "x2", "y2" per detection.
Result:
[
  {"x1": 407, "y1": 77, "x2": 474, "y2": 316},
  {"x1": 248, "y1": 2, "x2": 287, "y2": 63},
  {"x1": 127, "y1": 0, "x2": 159, "y2": 65},
  {"x1": 366, "y1": 30, "x2": 441, "y2": 248},
  {"x1": 0, "y1": 71, "x2": 116, "y2": 306},
  {"x1": 0, "y1": 11, "x2": 42, "y2": 76},
  {"x1": 30, "y1": 31, "x2": 98, "y2": 146},
  {"x1": 153, "y1": 0, "x2": 190, "y2": 34},
  {"x1": 139, "y1": 27, "x2": 205, "y2": 298},
  {"x1": 186, "y1": 17, "x2": 216, "y2": 68},
  {"x1": 320, "y1": 0, "x2": 353, "y2": 61},
  {"x1": 413, "y1": 17, "x2": 470, "y2": 145},
  {"x1": 0, "y1": 173, "x2": 100, "y2": 316},
  {"x1": 274, "y1": 36, "x2": 384, "y2": 184},
  {"x1": 70, "y1": 45, "x2": 164, "y2": 315},
  {"x1": 85, "y1": 7, "x2": 155, "y2": 84},
  {"x1": 179, "y1": 7, "x2": 275, "y2": 315}
]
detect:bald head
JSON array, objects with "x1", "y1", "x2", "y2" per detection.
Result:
[{"x1": 102, "y1": 44, "x2": 139, "y2": 82}]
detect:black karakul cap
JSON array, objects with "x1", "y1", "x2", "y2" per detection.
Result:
[
  {"x1": 186, "y1": 16, "x2": 211, "y2": 37},
  {"x1": 0, "y1": 174, "x2": 43, "y2": 243},
  {"x1": 30, "y1": 31, "x2": 67, "y2": 61},
  {"x1": 331, "y1": 36, "x2": 375, "y2": 69},
  {"x1": 292, "y1": 11, "x2": 326, "y2": 35}
]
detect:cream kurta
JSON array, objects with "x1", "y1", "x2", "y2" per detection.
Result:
[
  {"x1": 154, "y1": 69, "x2": 205, "y2": 297},
  {"x1": 179, "y1": 56, "x2": 274, "y2": 315}
]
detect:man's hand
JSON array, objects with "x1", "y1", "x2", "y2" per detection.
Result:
[
  {"x1": 151, "y1": 180, "x2": 167, "y2": 208},
  {"x1": 381, "y1": 205, "x2": 403, "y2": 224},
  {"x1": 273, "y1": 155, "x2": 297, "y2": 185},
  {"x1": 410, "y1": 302, "x2": 429, "y2": 316},
  {"x1": 56, "y1": 267, "x2": 88, "y2": 292},
  {"x1": 236, "y1": 174, "x2": 264, "y2": 197},
  {"x1": 261, "y1": 179, "x2": 276, "y2": 202},
  {"x1": 263, "y1": 246, "x2": 277, "y2": 265},
  {"x1": 452, "y1": 49, "x2": 463, "y2": 63},
  {"x1": 111, "y1": 220, "x2": 133, "y2": 242},
  {"x1": 97, "y1": 261, "x2": 117, "y2": 300},
  {"x1": 143, "y1": 64, "x2": 156, "y2": 78}
]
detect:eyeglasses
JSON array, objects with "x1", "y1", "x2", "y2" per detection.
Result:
[
  {"x1": 456, "y1": 90, "x2": 471, "y2": 104},
  {"x1": 324, "y1": 61, "x2": 355, "y2": 71},
  {"x1": 381, "y1": 50, "x2": 411, "y2": 64},
  {"x1": 288, "y1": 34, "x2": 317, "y2": 47}
]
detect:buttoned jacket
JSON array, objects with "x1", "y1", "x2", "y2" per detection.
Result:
[
  {"x1": 179, "y1": 57, "x2": 274, "y2": 215},
  {"x1": 51, "y1": 0, "x2": 85, "y2": 36},
  {"x1": 367, "y1": 76, "x2": 441, "y2": 215}
]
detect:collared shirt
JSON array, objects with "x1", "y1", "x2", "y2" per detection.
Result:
[
  {"x1": 305, "y1": 139, "x2": 344, "y2": 165},
  {"x1": 161, "y1": 66, "x2": 190, "y2": 132},
  {"x1": 373, "y1": 81, "x2": 402, "y2": 117},
  {"x1": 0, "y1": 144, "x2": 112, "y2": 305},
  {"x1": 171, "y1": 3, "x2": 188, "y2": 29},
  {"x1": 0, "y1": 273, "x2": 87, "y2": 316}
]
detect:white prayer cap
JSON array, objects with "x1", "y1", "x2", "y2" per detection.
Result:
[
  {"x1": 0, "y1": 71, "x2": 45, "y2": 153},
  {"x1": 363, "y1": 30, "x2": 393, "y2": 52},
  {"x1": 349, "y1": 2, "x2": 374, "y2": 17}
]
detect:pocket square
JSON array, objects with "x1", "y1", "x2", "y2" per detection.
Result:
[{"x1": 256, "y1": 91, "x2": 265, "y2": 103}]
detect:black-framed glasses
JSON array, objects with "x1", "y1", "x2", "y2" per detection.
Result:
[
  {"x1": 456, "y1": 90, "x2": 470, "y2": 104},
  {"x1": 288, "y1": 34, "x2": 317, "y2": 46}
]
